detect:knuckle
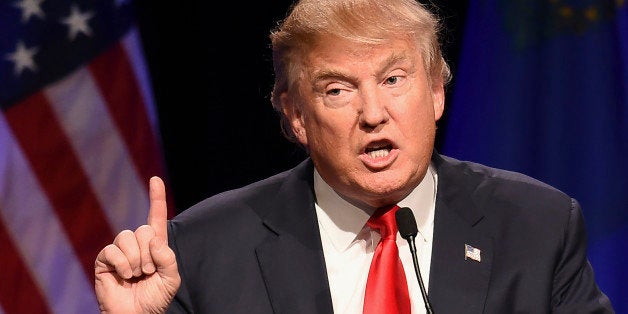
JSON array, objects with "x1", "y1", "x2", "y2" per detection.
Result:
[
  {"x1": 113, "y1": 229, "x2": 134, "y2": 244},
  {"x1": 135, "y1": 224, "x2": 156, "y2": 240}
]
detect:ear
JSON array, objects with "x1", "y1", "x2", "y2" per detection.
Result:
[
  {"x1": 431, "y1": 78, "x2": 445, "y2": 121},
  {"x1": 281, "y1": 93, "x2": 308, "y2": 146}
]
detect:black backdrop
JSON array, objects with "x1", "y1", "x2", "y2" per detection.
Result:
[{"x1": 134, "y1": 1, "x2": 469, "y2": 213}]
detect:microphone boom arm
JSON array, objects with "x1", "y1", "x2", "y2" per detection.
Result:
[
  {"x1": 396, "y1": 207, "x2": 434, "y2": 314},
  {"x1": 405, "y1": 233, "x2": 433, "y2": 314}
]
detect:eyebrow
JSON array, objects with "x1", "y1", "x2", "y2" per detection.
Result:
[
  {"x1": 309, "y1": 51, "x2": 414, "y2": 86},
  {"x1": 310, "y1": 69, "x2": 358, "y2": 86},
  {"x1": 378, "y1": 52, "x2": 414, "y2": 77}
]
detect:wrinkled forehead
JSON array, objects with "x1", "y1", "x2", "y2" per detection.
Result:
[
  {"x1": 312, "y1": 32, "x2": 419, "y2": 56},
  {"x1": 292, "y1": 34, "x2": 424, "y2": 82}
]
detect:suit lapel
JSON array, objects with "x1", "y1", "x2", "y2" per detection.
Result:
[
  {"x1": 254, "y1": 160, "x2": 334, "y2": 314},
  {"x1": 252, "y1": 155, "x2": 495, "y2": 313},
  {"x1": 428, "y1": 154, "x2": 493, "y2": 313}
]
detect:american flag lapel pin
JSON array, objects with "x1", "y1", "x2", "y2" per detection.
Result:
[{"x1": 464, "y1": 244, "x2": 481, "y2": 262}]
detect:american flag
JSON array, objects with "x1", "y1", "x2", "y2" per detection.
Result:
[
  {"x1": 464, "y1": 244, "x2": 481, "y2": 263},
  {"x1": 0, "y1": 0, "x2": 170, "y2": 313}
]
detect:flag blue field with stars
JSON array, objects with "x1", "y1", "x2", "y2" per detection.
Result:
[
  {"x1": 1, "y1": 0, "x2": 133, "y2": 107},
  {"x1": 442, "y1": 0, "x2": 627, "y2": 311}
]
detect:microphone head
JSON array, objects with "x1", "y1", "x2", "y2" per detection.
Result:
[{"x1": 396, "y1": 207, "x2": 418, "y2": 240}]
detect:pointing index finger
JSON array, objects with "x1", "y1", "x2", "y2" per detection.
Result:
[{"x1": 148, "y1": 176, "x2": 168, "y2": 241}]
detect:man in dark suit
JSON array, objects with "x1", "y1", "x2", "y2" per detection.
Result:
[{"x1": 94, "y1": 0, "x2": 614, "y2": 313}]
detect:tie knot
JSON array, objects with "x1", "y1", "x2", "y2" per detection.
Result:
[{"x1": 367, "y1": 204, "x2": 400, "y2": 240}]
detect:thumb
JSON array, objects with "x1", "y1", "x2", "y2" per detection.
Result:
[{"x1": 149, "y1": 236, "x2": 181, "y2": 289}]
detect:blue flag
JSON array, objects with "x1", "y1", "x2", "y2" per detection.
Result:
[{"x1": 442, "y1": 1, "x2": 627, "y2": 311}]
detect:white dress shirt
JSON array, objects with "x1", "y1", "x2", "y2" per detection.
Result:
[{"x1": 314, "y1": 165, "x2": 438, "y2": 314}]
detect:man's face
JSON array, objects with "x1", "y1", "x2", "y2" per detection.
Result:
[{"x1": 282, "y1": 37, "x2": 444, "y2": 208}]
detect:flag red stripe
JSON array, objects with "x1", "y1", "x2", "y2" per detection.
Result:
[
  {"x1": 4, "y1": 92, "x2": 115, "y2": 283},
  {"x1": 0, "y1": 220, "x2": 51, "y2": 314},
  {"x1": 88, "y1": 43, "x2": 174, "y2": 217}
]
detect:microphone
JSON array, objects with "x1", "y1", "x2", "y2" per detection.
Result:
[{"x1": 396, "y1": 207, "x2": 434, "y2": 314}]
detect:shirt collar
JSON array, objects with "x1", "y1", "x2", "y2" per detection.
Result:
[{"x1": 314, "y1": 164, "x2": 438, "y2": 252}]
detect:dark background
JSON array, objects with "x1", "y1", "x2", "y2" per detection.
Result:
[{"x1": 134, "y1": 1, "x2": 469, "y2": 213}]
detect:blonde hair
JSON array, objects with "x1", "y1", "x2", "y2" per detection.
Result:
[{"x1": 270, "y1": 0, "x2": 451, "y2": 143}]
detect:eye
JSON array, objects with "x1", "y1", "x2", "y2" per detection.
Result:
[
  {"x1": 327, "y1": 88, "x2": 342, "y2": 96},
  {"x1": 321, "y1": 83, "x2": 353, "y2": 108},
  {"x1": 385, "y1": 76, "x2": 400, "y2": 85}
]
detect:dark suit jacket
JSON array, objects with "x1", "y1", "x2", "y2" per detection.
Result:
[{"x1": 167, "y1": 153, "x2": 613, "y2": 313}]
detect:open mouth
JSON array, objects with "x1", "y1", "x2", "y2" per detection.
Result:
[
  {"x1": 365, "y1": 143, "x2": 393, "y2": 159},
  {"x1": 359, "y1": 140, "x2": 398, "y2": 169}
]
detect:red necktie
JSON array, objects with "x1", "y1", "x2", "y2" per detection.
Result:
[{"x1": 363, "y1": 204, "x2": 411, "y2": 314}]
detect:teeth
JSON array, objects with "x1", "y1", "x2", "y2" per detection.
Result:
[{"x1": 367, "y1": 149, "x2": 389, "y2": 158}]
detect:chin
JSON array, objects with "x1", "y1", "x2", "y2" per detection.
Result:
[
  {"x1": 370, "y1": 165, "x2": 425, "y2": 194},
  {"x1": 355, "y1": 177, "x2": 414, "y2": 206}
]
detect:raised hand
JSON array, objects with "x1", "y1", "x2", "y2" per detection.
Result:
[{"x1": 95, "y1": 176, "x2": 181, "y2": 313}]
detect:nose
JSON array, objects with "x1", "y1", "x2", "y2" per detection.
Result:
[{"x1": 358, "y1": 89, "x2": 389, "y2": 130}]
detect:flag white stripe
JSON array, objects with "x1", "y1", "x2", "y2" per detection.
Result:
[
  {"x1": 44, "y1": 67, "x2": 149, "y2": 233},
  {"x1": 123, "y1": 27, "x2": 160, "y2": 132},
  {"x1": 0, "y1": 112, "x2": 98, "y2": 314}
]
